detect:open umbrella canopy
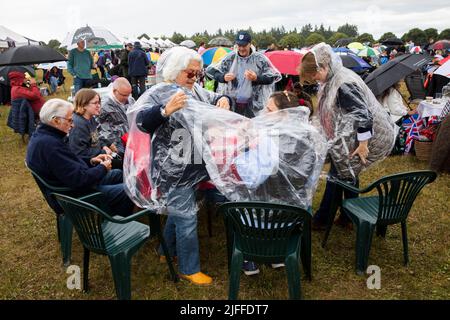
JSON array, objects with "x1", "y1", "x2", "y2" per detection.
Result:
[
  {"x1": 339, "y1": 54, "x2": 372, "y2": 72},
  {"x1": 180, "y1": 40, "x2": 196, "y2": 48},
  {"x1": 434, "y1": 59, "x2": 450, "y2": 78},
  {"x1": 333, "y1": 47, "x2": 353, "y2": 54},
  {"x1": 61, "y1": 26, "x2": 122, "y2": 50},
  {"x1": 264, "y1": 50, "x2": 303, "y2": 75},
  {"x1": 37, "y1": 61, "x2": 68, "y2": 69},
  {"x1": 347, "y1": 42, "x2": 365, "y2": 51},
  {"x1": 0, "y1": 65, "x2": 35, "y2": 85},
  {"x1": 146, "y1": 52, "x2": 160, "y2": 63},
  {"x1": 208, "y1": 36, "x2": 233, "y2": 47},
  {"x1": 382, "y1": 38, "x2": 404, "y2": 46},
  {"x1": 410, "y1": 46, "x2": 422, "y2": 54},
  {"x1": 364, "y1": 53, "x2": 431, "y2": 96},
  {"x1": 0, "y1": 45, "x2": 67, "y2": 67},
  {"x1": 201, "y1": 47, "x2": 232, "y2": 65},
  {"x1": 357, "y1": 47, "x2": 380, "y2": 57},
  {"x1": 335, "y1": 38, "x2": 354, "y2": 47},
  {"x1": 432, "y1": 40, "x2": 450, "y2": 51}
]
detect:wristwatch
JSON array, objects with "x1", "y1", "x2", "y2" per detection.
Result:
[{"x1": 160, "y1": 107, "x2": 168, "y2": 118}]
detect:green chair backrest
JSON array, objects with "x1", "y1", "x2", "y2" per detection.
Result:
[
  {"x1": 374, "y1": 170, "x2": 437, "y2": 223},
  {"x1": 53, "y1": 193, "x2": 110, "y2": 254},
  {"x1": 219, "y1": 202, "x2": 311, "y2": 259}
]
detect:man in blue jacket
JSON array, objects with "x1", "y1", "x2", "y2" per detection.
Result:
[
  {"x1": 128, "y1": 41, "x2": 149, "y2": 99},
  {"x1": 26, "y1": 98, "x2": 135, "y2": 216}
]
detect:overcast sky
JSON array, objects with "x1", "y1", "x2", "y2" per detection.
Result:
[{"x1": 1, "y1": 0, "x2": 449, "y2": 43}]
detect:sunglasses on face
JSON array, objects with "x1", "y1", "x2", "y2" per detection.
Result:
[{"x1": 184, "y1": 69, "x2": 200, "y2": 79}]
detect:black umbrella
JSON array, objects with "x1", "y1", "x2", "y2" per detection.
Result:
[
  {"x1": 0, "y1": 45, "x2": 67, "y2": 67},
  {"x1": 335, "y1": 38, "x2": 354, "y2": 47},
  {"x1": 0, "y1": 65, "x2": 35, "y2": 85},
  {"x1": 381, "y1": 38, "x2": 404, "y2": 46},
  {"x1": 364, "y1": 53, "x2": 431, "y2": 96},
  {"x1": 208, "y1": 37, "x2": 233, "y2": 47}
]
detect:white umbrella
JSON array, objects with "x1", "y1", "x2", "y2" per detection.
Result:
[
  {"x1": 37, "y1": 61, "x2": 68, "y2": 69},
  {"x1": 180, "y1": 40, "x2": 196, "y2": 48},
  {"x1": 61, "y1": 26, "x2": 122, "y2": 50},
  {"x1": 435, "y1": 60, "x2": 450, "y2": 78}
]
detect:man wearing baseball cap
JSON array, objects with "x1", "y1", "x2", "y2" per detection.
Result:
[{"x1": 206, "y1": 30, "x2": 281, "y2": 118}]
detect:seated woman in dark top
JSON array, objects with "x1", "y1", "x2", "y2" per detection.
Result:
[{"x1": 69, "y1": 89, "x2": 117, "y2": 159}]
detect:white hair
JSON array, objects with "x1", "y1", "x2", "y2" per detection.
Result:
[
  {"x1": 39, "y1": 98, "x2": 74, "y2": 125},
  {"x1": 160, "y1": 47, "x2": 203, "y2": 82}
]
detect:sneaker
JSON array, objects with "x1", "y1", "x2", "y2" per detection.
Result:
[
  {"x1": 271, "y1": 263, "x2": 285, "y2": 269},
  {"x1": 180, "y1": 272, "x2": 213, "y2": 286},
  {"x1": 242, "y1": 261, "x2": 260, "y2": 276}
]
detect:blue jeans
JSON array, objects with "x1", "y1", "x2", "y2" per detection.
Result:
[
  {"x1": 73, "y1": 77, "x2": 91, "y2": 94},
  {"x1": 160, "y1": 187, "x2": 200, "y2": 275},
  {"x1": 95, "y1": 169, "x2": 135, "y2": 216},
  {"x1": 49, "y1": 76, "x2": 59, "y2": 93}
]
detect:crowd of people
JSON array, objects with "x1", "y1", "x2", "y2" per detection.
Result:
[{"x1": 3, "y1": 30, "x2": 447, "y2": 288}]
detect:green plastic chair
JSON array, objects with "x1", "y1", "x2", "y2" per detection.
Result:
[
  {"x1": 53, "y1": 193, "x2": 178, "y2": 300},
  {"x1": 323, "y1": 170, "x2": 437, "y2": 275},
  {"x1": 218, "y1": 202, "x2": 312, "y2": 300},
  {"x1": 26, "y1": 163, "x2": 76, "y2": 267}
]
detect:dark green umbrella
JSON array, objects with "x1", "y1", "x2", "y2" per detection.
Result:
[
  {"x1": 364, "y1": 53, "x2": 431, "y2": 96},
  {"x1": 0, "y1": 45, "x2": 67, "y2": 67}
]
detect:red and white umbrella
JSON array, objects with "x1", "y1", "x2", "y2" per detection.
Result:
[
  {"x1": 434, "y1": 59, "x2": 450, "y2": 78},
  {"x1": 409, "y1": 46, "x2": 422, "y2": 54}
]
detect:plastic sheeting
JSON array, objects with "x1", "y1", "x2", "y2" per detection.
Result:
[
  {"x1": 310, "y1": 43, "x2": 396, "y2": 182},
  {"x1": 124, "y1": 86, "x2": 328, "y2": 213},
  {"x1": 206, "y1": 50, "x2": 282, "y2": 115}
]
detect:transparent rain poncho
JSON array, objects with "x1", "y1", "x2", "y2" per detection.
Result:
[
  {"x1": 123, "y1": 48, "x2": 327, "y2": 214},
  {"x1": 310, "y1": 43, "x2": 396, "y2": 182},
  {"x1": 205, "y1": 48, "x2": 282, "y2": 115}
]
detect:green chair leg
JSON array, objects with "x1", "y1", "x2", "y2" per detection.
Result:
[
  {"x1": 83, "y1": 248, "x2": 90, "y2": 292},
  {"x1": 355, "y1": 221, "x2": 376, "y2": 275},
  {"x1": 58, "y1": 214, "x2": 73, "y2": 267},
  {"x1": 149, "y1": 213, "x2": 178, "y2": 282},
  {"x1": 109, "y1": 253, "x2": 132, "y2": 300},
  {"x1": 285, "y1": 254, "x2": 301, "y2": 299},
  {"x1": 376, "y1": 225, "x2": 388, "y2": 238},
  {"x1": 301, "y1": 229, "x2": 312, "y2": 281},
  {"x1": 401, "y1": 222, "x2": 409, "y2": 266},
  {"x1": 228, "y1": 251, "x2": 243, "y2": 300},
  {"x1": 158, "y1": 232, "x2": 179, "y2": 283}
]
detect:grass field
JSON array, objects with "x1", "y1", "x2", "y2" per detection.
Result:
[{"x1": 0, "y1": 75, "x2": 448, "y2": 300}]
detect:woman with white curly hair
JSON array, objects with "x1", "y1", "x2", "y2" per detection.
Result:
[{"x1": 132, "y1": 47, "x2": 231, "y2": 285}]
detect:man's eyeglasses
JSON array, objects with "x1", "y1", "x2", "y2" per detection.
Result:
[
  {"x1": 54, "y1": 116, "x2": 73, "y2": 124},
  {"x1": 183, "y1": 69, "x2": 200, "y2": 79}
]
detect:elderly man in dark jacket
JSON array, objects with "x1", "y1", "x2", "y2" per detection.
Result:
[
  {"x1": 26, "y1": 98, "x2": 135, "y2": 216},
  {"x1": 128, "y1": 41, "x2": 149, "y2": 99}
]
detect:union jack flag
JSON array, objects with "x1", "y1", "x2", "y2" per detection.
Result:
[{"x1": 402, "y1": 114, "x2": 424, "y2": 153}]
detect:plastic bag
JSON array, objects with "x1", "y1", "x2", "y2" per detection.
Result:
[{"x1": 236, "y1": 78, "x2": 253, "y2": 104}]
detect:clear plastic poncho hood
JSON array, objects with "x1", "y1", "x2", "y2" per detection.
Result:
[{"x1": 310, "y1": 43, "x2": 396, "y2": 182}]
